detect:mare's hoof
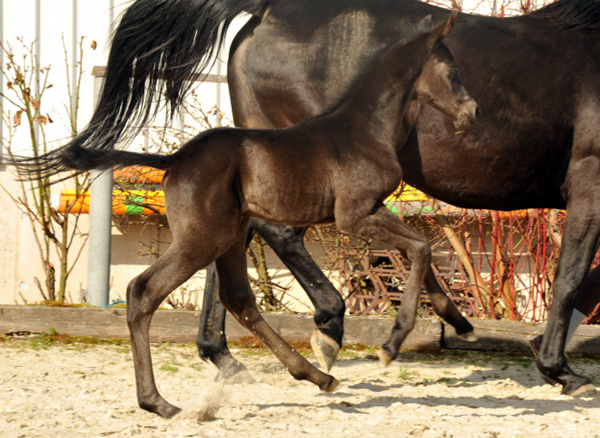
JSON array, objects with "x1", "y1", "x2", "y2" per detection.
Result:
[
  {"x1": 320, "y1": 376, "x2": 341, "y2": 393},
  {"x1": 564, "y1": 382, "x2": 597, "y2": 398},
  {"x1": 457, "y1": 330, "x2": 477, "y2": 342},
  {"x1": 310, "y1": 330, "x2": 340, "y2": 372},
  {"x1": 378, "y1": 348, "x2": 393, "y2": 367}
]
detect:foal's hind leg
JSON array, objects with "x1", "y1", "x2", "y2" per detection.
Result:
[
  {"x1": 127, "y1": 242, "x2": 211, "y2": 418},
  {"x1": 215, "y1": 237, "x2": 340, "y2": 392},
  {"x1": 196, "y1": 225, "x2": 257, "y2": 380},
  {"x1": 336, "y1": 202, "x2": 433, "y2": 364},
  {"x1": 196, "y1": 263, "x2": 254, "y2": 382}
]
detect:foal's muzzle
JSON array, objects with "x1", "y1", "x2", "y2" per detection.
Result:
[{"x1": 454, "y1": 98, "x2": 479, "y2": 131}]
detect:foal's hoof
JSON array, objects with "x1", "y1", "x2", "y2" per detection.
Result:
[
  {"x1": 539, "y1": 372, "x2": 559, "y2": 387},
  {"x1": 310, "y1": 330, "x2": 340, "y2": 372},
  {"x1": 528, "y1": 335, "x2": 542, "y2": 358},
  {"x1": 140, "y1": 400, "x2": 182, "y2": 419},
  {"x1": 162, "y1": 405, "x2": 183, "y2": 419},
  {"x1": 378, "y1": 348, "x2": 394, "y2": 367},
  {"x1": 457, "y1": 330, "x2": 477, "y2": 342},
  {"x1": 319, "y1": 376, "x2": 341, "y2": 393}
]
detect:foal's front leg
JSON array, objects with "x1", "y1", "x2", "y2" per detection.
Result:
[
  {"x1": 215, "y1": 237, "x2": 340, "y2": 392},
  {"x1": 336, "y1": 201, "x2": 432, "y2": 364}
]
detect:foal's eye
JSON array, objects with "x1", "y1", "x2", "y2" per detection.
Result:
[{"x1": 448, "y1": 66, "x2": 458, "y2": 76}]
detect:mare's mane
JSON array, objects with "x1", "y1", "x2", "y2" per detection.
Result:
[{"x1": 530, "y1": 0, "x2": 600, "y2": 30}]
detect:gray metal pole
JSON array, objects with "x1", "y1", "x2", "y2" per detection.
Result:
[
  {"x1": 0, "y1": 0, "x2": 4, "y2": 161},
  {"x1": 86, "y1": 74, "x2": 113, "y2": 307}
]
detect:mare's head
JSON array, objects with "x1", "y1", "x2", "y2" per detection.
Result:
[{"x1": 414, "y1": 12, "x2": 479, "y2": 132}]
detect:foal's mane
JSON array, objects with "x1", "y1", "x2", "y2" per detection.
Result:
[{"x1": 530, "y1": 0, "x2": 600, "y2": 30}]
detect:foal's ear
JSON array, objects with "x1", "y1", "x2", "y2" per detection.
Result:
[
  {"x1": 440, "y1": 10, "x2": 458, "y2": 37},
  {"x1": 422, "y1": 10, "x2": 458, "y2": 46}
]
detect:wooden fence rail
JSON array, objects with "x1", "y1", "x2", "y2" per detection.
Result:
[{"x1": 2, "y1": 305, "x2": 600, "y2": 355}]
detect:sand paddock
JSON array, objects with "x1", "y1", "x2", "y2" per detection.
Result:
[{"x1": 1, "y1": 337, "x2": 600, "y2": 438}]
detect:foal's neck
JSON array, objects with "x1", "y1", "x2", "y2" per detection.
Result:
[{"x1": 335, "y1": 35, "x2": 432, "y2": 147}]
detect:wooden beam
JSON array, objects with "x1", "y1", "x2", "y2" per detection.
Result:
[
  {"x1": 2, "y1": 306, "x2": 599, "y2": 355},
  {"x1": 0, "y1": 306, "x2": 439, "y2": 350}
]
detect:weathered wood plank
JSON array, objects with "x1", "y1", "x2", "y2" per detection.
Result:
[
  {"x1": 0, "y1": 306, "x2": 440, "y2": 349},
  {"x1": 343, "y1": 315, "x2": 441, "y2": 350},
  {"x1": 2, "y1": 306, "x2": 599, "y2": 355},
  {"x1": 444, "y1": 318, "x2": 600, "y2": 354}
]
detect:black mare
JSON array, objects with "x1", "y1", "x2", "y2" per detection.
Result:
[
  {"x1": 210, "y1": 0, "x2": 600, "y2": 395},
  {"x1": 25, "y1": 13, "x2": 477, "y2": 417},
  {"x1": 37, "y1": 0, "x2": 600, "y2": 398}
]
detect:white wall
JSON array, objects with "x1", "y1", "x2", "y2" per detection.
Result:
[{"x1": 0, "y1": 0, "x2": 243, "y2": 305}]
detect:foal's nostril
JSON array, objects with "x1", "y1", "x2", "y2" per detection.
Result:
[{"x1": 474, "y1": 105, "x2": 481, "y2": 119}]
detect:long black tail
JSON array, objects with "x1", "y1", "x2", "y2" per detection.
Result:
[
  {"x1": 15, "y1": 0, "x2": 267, "y2": 180},
  {"x1": 59, "y1": 144, "x2": 176, "y2": 173}
]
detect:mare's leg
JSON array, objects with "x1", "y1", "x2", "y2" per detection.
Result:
[
  {"x1": 537, "y1": 196, "x2": 600, "y2": 396},
  {"x1": 196, "y1": 263, "x2": 252, "y2": 381},
  {"x1": 423, "y1": 268, "x2": 475, "y2": 339},
  {"x1": 336, "y1": 202, "x2": 433, "y2": 364},
  {"x1": 127, "y1": 242, "x2": 211, "y2": 418},
  {"x1": 215, "y1": 237, "x2": 340, "y2": 392},
  {"x1": 251, "y1": 219, "x2": 345, "y2": 371},
  {"x1": 537, "y1": 112, "x2": 600, "y2": 396}
]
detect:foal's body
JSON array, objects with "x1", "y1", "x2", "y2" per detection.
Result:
[{"x1": 41, "y1": 16, "x2": 476, "y2": 417}]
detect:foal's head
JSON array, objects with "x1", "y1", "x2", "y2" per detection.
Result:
[{"x1": 414, "y1": 13, "x2": 479, "y2": 131}]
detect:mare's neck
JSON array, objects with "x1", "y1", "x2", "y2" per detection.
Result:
[{"x1": 334, "y1": 35, "x2": 431, "y2": 147}]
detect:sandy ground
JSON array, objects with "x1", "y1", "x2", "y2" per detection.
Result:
[{"x1": 2, "y1": 338, "x2": 600, "y2": 438}]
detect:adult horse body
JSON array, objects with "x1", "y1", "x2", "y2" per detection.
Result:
[
  {"x1": 226, "y1": 0, "x2": 600, "y2": 396},
  {"x1": 30, "y1": 14, "x2": 476, "y2": 417},
  {"x1": 43, "y1": 0, "x2": 599, "y2": 396}
]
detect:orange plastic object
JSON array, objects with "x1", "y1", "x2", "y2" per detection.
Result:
[
  {"x1": 59, "y1": 190, "x2": 166, "y2": 215},
  {"x1": 113, "y1": 166, "x2": 165, "y2": 185}
]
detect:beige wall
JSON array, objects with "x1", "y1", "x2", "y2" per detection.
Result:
[
  {"x1": 0, "y1": 166, "x2": 87, "y2": 304},
  {"x1": 0, "y1": 165, "x2": 326, "y2": 312}
]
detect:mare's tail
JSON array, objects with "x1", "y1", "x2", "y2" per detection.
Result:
[{"x1": 14, "y1": 0, "x2": 267, "y2": 179}]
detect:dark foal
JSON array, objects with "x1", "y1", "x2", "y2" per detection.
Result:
[{"x1": 28, "y1": 13, "x2": 477, "y2": 418}]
